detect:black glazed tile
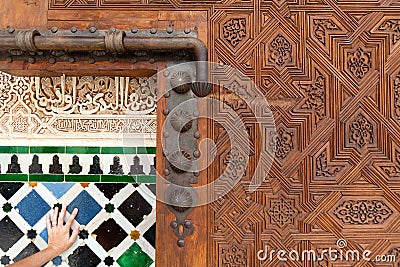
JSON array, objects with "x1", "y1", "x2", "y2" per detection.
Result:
[
  {"x1": 0, "y1": 255, "x2": 10, "y2": 265},
  {"x1": 78, "y1": 229, "x2": 89, "y2": 240},
  {"x1": 29, "y1": 155, "x2": 43, "y2": 174},
  {"x1": 27, "y1": 229, "x2": 37, "y2": 240},
  {"x1": 104, "y1": 256, "x2": 114, "y2": 266},
  {"x1": 0, "y1": 182, "x2": 24, "y2": 200},
  {"x1": 0, "y1": 216, "x2": 24, "y2": 251},
  {"x1": 68, "y1": 245, "x2": 101, "y2": 267},
  {"x1": 92, "y1": 219, "x2": 127, "y2": 251},
  {"x1": 69, "y1": 155, "x2": 82, "y2": 174},
  {"x1": 128, "y1": 156, "x2": 145, "y2": 175},
  {"x1": 6, "y1": 155, "x2": 22, "y2": 174},
  {"x1": 143, "y1": 223, "x2": 156, "y2": 248},
  {"x1": 88, "y1": 155, "x2": 103, "y2": 174},
  {"x1": 95, "y1": 183, "x2": 127, "y2": 200},
  {"x1": 109, "y1": 156, "x2": 124, "y2": 175},
  {"x1": 13, "y1": 243, "x2": 40, "y2": 263},
  {"x1": 118, "y1": 191, "x2": 152, "y2": 227},
  {"x1": 49, "y1": 155, "x2": 63, "y2": 174}
]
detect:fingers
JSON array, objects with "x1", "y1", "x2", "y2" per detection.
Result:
[
  {"x1": 66, "y1": 208, "x2": 78, "y2": 228},
  {"x1": 58, "y1": 205, "x2": 66, "y2": 226},
  {"x1": 46, "y1": 213, "x2": 52, "y2": 231},
  {"x1": 69, "y1": 226, "x2": 80, "y2": 245},
  {"x1": 52, "y1": 207, "x2": 59, "y2": 227}
]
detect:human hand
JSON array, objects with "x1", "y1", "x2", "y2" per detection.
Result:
[{"x1": 46, "y1": 206, "x2": 80, "y2": 256}]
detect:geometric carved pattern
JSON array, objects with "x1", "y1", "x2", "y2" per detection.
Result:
[
  {"x1": 49, "y1": 0, "x2": 97, "y2": 8},
  {"x1": 313, "y1": 18, "x2": 341, "y2": 46},
  {"x1": 297, "y1": 68, "x2": 326, "y2": 122},
  {"x1": 334, "y1": 200, "x2": 393, "y2": 225},
  {"x1": 221, "y1": 80, "x2": 251, "y2": 111},
  {"x1": 378, "y1": 19, "x2": 400, "y2": 45},
  {"x1": 381, "y1": 150, "x2": 400, "y2": 178},
  {"x1": 207, "y1": 3, "x2": 397, "y2": 266},
  {"x1": 315, "y1": 149, "x2": 343, "y2": 177}
]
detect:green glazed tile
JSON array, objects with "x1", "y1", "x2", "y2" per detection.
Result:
[
  {"x1": 66, "y1": 147, "x2": 101, "y2": 154},
  {"x1": 137, "y1": 147, "x2": 156, "y2": 154},
  {"x1": 101, "y1": 147, "x2": 137, "y2": 154},
  {"x1": 0, "y1": 174, "x2": 28, "y2": 181},
  {"x1": 29, "y1": 174, "x2": 64, "y2": 182},
  {"x1": 0, "y1": 146, "x2": 29, "y2": 154},
  {"x1": 65, "y1": 175, "x2": 100, "y2": 182},
  {"x1": 122, "y1": 147, "x2": 137, "y2": 154},
  {"x1": 2, "y1": 202, "x2": 12, "y2": 212},
  {"x1": 100, "y1": 175, "x2": 133, "y2": 183},
  {"x1": 101, "y1": 147, "x2": 125, "y2": 154},
  {"x1": 105, "y1": 203, "x2": 115, "y2": 213},
  {"x1": 117, "y1": 243, "x2": 153, "y2": 267},
  {"x1": 30, "y1": 146, "x2": 66, "y2": 154},
  {"x1": 136, "y1": 175, "x2": 156, "y2": 183}
]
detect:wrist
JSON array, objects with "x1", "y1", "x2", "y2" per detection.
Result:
[{"x1": 45, "y1": 246, "x2": 63, "y2": 258}]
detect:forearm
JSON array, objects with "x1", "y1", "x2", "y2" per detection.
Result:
[{"x1": 8, "y1": 247, "x2": 60, "y2": 267}]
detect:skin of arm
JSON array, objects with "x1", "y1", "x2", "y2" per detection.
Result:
[{"x1": 9, "y1": 206, "x2": 80, "y2": 267}]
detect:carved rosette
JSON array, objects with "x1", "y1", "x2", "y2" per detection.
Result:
[
  {"x1": 349, "y1": 113, "x2": 374, "y2": 148},
  {"x1": 346, "y1": 47, "x2": 371, "y2": 80},
  {"x1": 269, "y1": 127, "x2": 294, "y2": 160},
  {"x1": 168, "y1": 187, "x2": 195, "y2": 213},
  {"x1": 166, "y1": 186, "x2": 197, "y2": 247},
  {"x1": 334, "y1": 199, "x2": 393, "y2": 225},
  {"x1": 267, "y1": 197, "x2": 298, "y2": 227},
  {"x1": 222, "y1": 18, "x2": 247, "y2": 48},
  {"x1": 268, "y1": 34, "x2": 293, "y2": 68},
  {"x1": 220, "y1": 242, "x2": 248, "y2": 267}
]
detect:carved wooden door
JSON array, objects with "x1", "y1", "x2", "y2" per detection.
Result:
[{"x1": 2, "y1": 1, "x2": 400, "y2": 266}]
